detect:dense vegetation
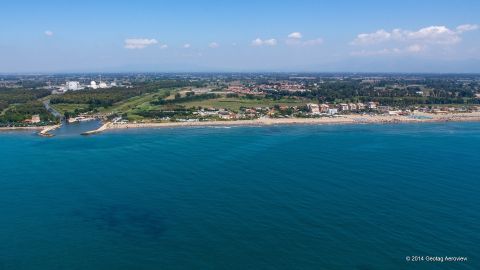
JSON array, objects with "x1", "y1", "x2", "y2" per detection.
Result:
[
  {"x1": 50, "y1": 80, "x2": 204, "y2": 108},
  {"x1": 0, "y1": 101, "x2": 56, "y2": 125},
  {"x1": 152, "y1": 93, "x2": 219, "y2": 105},
  {"x1": 263, "y1": 79, "x2": 479, "y2": 105},
  {"x1": 0, "y1": 88, "x2": 51, "y2": 104},
  {"x1": 0, "y1": 88, "x2": 55, "y2": 125}
]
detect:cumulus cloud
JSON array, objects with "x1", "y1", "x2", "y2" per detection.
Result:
[
  {"x1": 124, "y1": 38, "x2": 158, "y2": 49},
  {"x1": 351, "y1": 44, "x2": 425, "y2": 56},
  {"x1": 456, "y1": 24, "x2": 479, "y2": 33},
  {"x1": 44, "y1": 30, "x2": 54, "y2": 37},
  {"x1": 406, "y1": 44, "x2": 424, "y2": 53},
  {"x1": 183, "y1": 43, "x2": 191, "y2": 48},
  {"x1": 209, "y1": 42, "x2": 219, "y2": 48},
  {"x1": 352, "y1": 24, "x2": 478, "y2": 46},
  {"x1": 352, "y1": 29, "x2": 391, "y2": 45},
  {"x1": 286, "y1": 32, "x2": 323, "y2": 47},
  {"x1": 251, "y1": 38, "x2": 277, "y2": 46},
  {"x1": 350, "y1": 24, "x2": 478, "y2": 56},
  {"x1": 287, "y1": 32, "x2": 303, "y2": 39},
  {"x1": 302, "y1": 38, "x2": 324, "y2": 46},
  {"x1": 286, "y1": 37, "x2": 323, "y2": 46},
  {"x1": 251, "y1": 38, "x2": 263, "y2": 46},
  {"x1": 406, "y1": 26, "x2": 461, "y2": 44},
  {"x1": 350, "y1": 48, "x2": 402, "y2": 56}
]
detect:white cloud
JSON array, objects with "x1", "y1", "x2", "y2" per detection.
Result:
[
  {"x1": 302, "y1": 38, "x2": 324, "y2": 46},
  {"x1": 209, "y1": 42, "x2": 219, "y2": 48},
  {"x1": 44, "y1": 30, "x2": 54, "y2": 37},
  {"x1": 286, "y1": 37, "x2": 323, "y2": 46},
  {"x1": 406, "y1": 26, "x2": 460, "y2": 44},
  {"x1": 287, "y1": 32, "x2": 302, "y2": 39},
  {"x1": 351, "y1": 44, "x2": 425, "y2": 56},
  {"x1": 251, "y1": 38, "x2": 277, "y2": 47},
  {"x1": 351, "y1": 29, "x2": 391, "y2": 45},
  {"x1": 183, "y1": 43, "x2": 191, "y2": 48},
  {"x1": 352, "y1": 24, "x2": 478, "y2": 46},
  {"x1": 351, "y1": 24, "x2": 479, "y2": 57},
  {"x1": 160, "y1": 44, "x2": 168, "y2": 49},
  {"x1": 406, "y1": 44, "x2": 424, "y2": 53},
  {"x1": 264, "y1": 39, "x2": 277, "y2": 46},
  {"x1": 124, "y1": 38, "x2": 158, "y2": 49},
  {"x1": 251, "y1": 38, "x2": 264, "y2": 46},
  {"x1": 456, "y1": 24, "x2": 479, "y2": 33},
  {"x1": 351, "y1": 48, "x2": 401, "y2": 56}
]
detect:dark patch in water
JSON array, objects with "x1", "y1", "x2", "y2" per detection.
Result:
[{"x1": 72, "y1": 204, "x2": 167, "y2": 239}]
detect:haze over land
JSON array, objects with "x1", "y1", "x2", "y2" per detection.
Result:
[{"x1": 1, "y1": 0, "x2": 479, "y2": 73}]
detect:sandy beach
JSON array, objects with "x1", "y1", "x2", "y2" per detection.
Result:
[{"x1": 102, "y1": 112, "x2": 480, "y2": 131}]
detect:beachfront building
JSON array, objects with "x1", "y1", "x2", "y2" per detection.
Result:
[
  {"x1": 339, "y1": 103, "x2": 349, "y2": 111},
  {"x1": 327, "y1": 108, "x2": 338, "y2": 115},
  {"x1": 368, "y1": 102, "x2": 377, "y2": 109},
  {"x1": 307, "y1": 103, "x2": 320, "y2": 114},
  {"x1": 320, "y1": 104, "x2": 330, "y2": 113},
  {"x1": 378, "y1": 106, "x2": 391, "y2": 113},
  {"x1": 357, "y1": 103, "x2": 366, "y2": 110}
]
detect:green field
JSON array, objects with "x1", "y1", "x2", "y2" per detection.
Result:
[
  {"x1": 50, "y1": 103, "x2": 90, "y2": 114},
  {"x1": 178, "y1": 97, "x2": 312, "y2": 111},
  {"x1": 49, "y1": 87, "x2": 315, "y2": 120}
]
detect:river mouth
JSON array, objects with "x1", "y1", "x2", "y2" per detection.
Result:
[{"x1": 52, "y1": 120, "x2": 103, "y2": 137}]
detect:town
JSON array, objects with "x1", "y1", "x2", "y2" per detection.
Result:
[{"x1": 1, "y1": 73, "x2": 480, "y2": 128}]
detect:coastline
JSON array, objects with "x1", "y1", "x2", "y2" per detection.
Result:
[
  {"x1": 0, "y1": 126, "x2": 46, "y2": 131},
  {"x1": 3, "y1": 112, "x2": 480, "y2": 136},
  {"x1": 0, "y1": 125, "x2": 60, "y2": 137},
  {"x1": 103, "y1": 112, "x2": 480, "y2": 131}
]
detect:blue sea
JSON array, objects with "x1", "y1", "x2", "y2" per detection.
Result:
[{"x1": 0, "y1": 123, "x2": 479, "y2": 270}]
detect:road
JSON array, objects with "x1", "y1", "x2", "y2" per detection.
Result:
[{"x1": 42, "y1": 99, "x2": 63, "y2": 119}]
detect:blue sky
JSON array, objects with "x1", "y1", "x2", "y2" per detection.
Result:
[{"x1": 1, "y1": 0, "x2": 479, "y2": 73}]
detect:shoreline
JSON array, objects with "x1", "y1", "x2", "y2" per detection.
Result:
[
  {"x1": 0, "y1": 126, "x2": 46, "y2": 131},
  {"x1": 0, "y1": 125, "x2": 53, "y2": 132},
  {"x1": 0, "y1": 124, "x2": 61, "y2": 137},
  {"x1": 2, "y1": 112, "x2": 480, "y2": 135},
  {"x1": 103, "y1": 112, "x2": 480, "y2": 132}
]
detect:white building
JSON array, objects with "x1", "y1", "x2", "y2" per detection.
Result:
[
  {"x1": 320, "y1": 104, "x2": 330, "y2": 113},
  {"x1": 307, "y1": 103, "x2": 320, "y2": 114},
  {"x1": 90, "y1": 81, "x2": 98, "y2": 89},
  {"x1": 327, "y1": 108, "x2": 338, "y2": 115},
  {"x1": 339, "y1": 103, "x2": 349, "y2": 111},
  {"x1": 66, "y1": 81, "x2": 81, "y2": 91},
  {"x1": 368, "y1": 102, "x2": 377, "y2": 109}
]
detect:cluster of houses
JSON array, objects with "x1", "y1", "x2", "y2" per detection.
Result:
[
  {"x1": 227, "y1": 81, "x2": 307, "y2": 94},
  {"x1": 307, "y1": 102, "x2": 378, "y2": 115}
]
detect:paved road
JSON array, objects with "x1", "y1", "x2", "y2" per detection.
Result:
[{"x1": 43, "y1": 99, "x2": 63, "y2": 119}]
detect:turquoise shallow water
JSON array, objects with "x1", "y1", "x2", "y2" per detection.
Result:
[{"x1": 0, "y1": 123, "x2": 479, "y2": 269}]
